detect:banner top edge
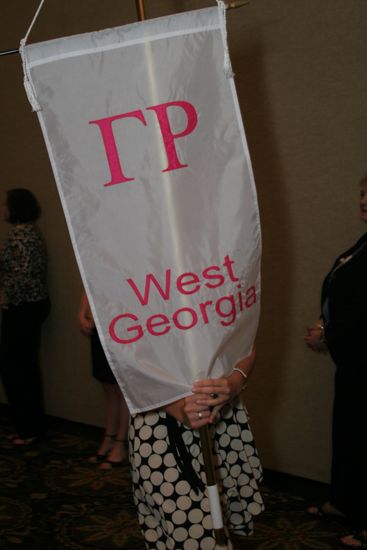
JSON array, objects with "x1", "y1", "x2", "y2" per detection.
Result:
[{"x1": 22, "y1": 7, "x2": 220, "y2": 68}]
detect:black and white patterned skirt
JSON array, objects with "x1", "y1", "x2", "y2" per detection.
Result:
[{"x1": 129, "y1": 398, "x2": 264, "y2": 549}]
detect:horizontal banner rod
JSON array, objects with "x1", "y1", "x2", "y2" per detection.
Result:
[
  {"x1": 0, "y1": 48, "x2": 19, "y2": 57},
  {"x1": 0, "y1": 1, "x2": 249, "y2": 58}
]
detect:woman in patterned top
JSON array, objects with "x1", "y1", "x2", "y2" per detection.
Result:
[{"x1": 0, "y1": 188, "x2": 50, "y2": 445}]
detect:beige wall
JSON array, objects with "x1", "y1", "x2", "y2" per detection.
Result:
[{"x1": 1, "y1": 0, "x2": 366, "y2": 482}]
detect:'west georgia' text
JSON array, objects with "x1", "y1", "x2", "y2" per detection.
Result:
[{"x1": 109, "y1": 254, "x2": 257, "y2": 345}]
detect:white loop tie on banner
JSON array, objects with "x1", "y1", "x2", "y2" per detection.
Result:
[
  {"x1": 217, "y1": 1, "x2": 234, "y2": 79},
  {"x1": 19, "y1": 0, "x2": 46, "y2": 111}
]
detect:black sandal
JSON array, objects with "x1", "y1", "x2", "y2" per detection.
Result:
[
  {"x1": 88, "y1": 433, "x2": 116, "y2": 464},
  {"x1": 99, "y1": 439, "x2": 128, "y2": 470}
]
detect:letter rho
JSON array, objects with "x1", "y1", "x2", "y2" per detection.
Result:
[{"x1": 147, "y1": 101, "x2": 198, "y2": 173}]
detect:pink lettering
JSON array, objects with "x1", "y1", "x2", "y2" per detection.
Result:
[
  {"x1": 147, "y1": 314, "x2": 171, "y2": 336},
  {"x1": 237, "y1": 284, "x2": 244, "y2": 311},
  {"x1": 216, "y1": 295, "x2": 237, "y2": 327},
  {"x1": 172, "y1": 307, "x2": 198, "y2": 330},
  {"x1": 147, "y1": 101, "x2": 198, "y2": 172},
  {"x1": 176, "y1": 272, "x2": 200, "y2": 295},
  {"x1": 202, "y1": 266, "x2": 225, "y2": 289},
  {"x1": 127, "y1": 270, "x2": 172, "y2": 306},
  {"x1": 245, "y1": 285, "x2": 257, "y2": 307},
  {"x1": 199, "y1": 301, "x2": 213, "y2": 324},
  {"x1": 89, "y1": 110, "x2": 147, "y2": 186},
  {"x1": 109, "y1": 313, "x2": 143, "y2": 344},
  {"x1": 223, "y1": 254, "x2": 239, "y2": 282}
]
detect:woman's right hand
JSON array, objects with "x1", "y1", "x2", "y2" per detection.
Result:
[
  {"x1": 164, "y1": 395, "x2": 212, "y2": 429},
  {"x1": 304, "y1": 321, "x2": 327, "y2": 352},
  {"x1": 78, "y1": 291, "x2": 95, "y2": 335},
  {"x1": 78, "y1": 311, "x2": 94, "y2": 335}
]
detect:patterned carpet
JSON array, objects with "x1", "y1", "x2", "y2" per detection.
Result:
[{"x1": 0, "y1": 407, "x2": 348, "y2": 549}]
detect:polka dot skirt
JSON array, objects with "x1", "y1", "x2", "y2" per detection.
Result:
[{"x1": 130, "y1": 399, "x2": 264, "y2": 549}]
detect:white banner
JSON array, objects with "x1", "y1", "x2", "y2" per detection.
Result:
[{"x1": 21, "y1": 6, "x2": 261, "y2": 414}]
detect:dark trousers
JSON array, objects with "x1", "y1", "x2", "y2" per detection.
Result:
[
  {"x1": 330, "y1": 363, "x2": 367, "y2": 530},
  {"x1": 0, "y1": 298, "x2": 50, "y2": 438}
]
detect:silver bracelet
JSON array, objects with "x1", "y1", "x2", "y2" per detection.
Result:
[{"x1": 232, "y1": 367, "x2": 248, "y2": 388}]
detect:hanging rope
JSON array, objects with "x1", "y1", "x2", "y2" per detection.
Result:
[
  {"x1": 19, "y1": 0, "x2": 46, "y2": 111},
  {"x1": 0, "y1": 0, "x2": 46, "y2": 57},
  {"x1": 21, "y1": 0, "x2": 47, "y2": 48}
]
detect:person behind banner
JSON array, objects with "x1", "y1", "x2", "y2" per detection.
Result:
[
  {"x1": 130, "y1": 347, "x2": 264, "y2": 549},
  {"x1": 78, "y1": 291, "x2": 129, "y2": 468},
  {"x1": 304, "y1": 174, "x2": 367, "y2": 549},
  {"x1": 0, "y1": 188, "x2": 50, "y2": 445}
]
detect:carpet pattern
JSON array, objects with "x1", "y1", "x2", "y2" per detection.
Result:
[{"x1": 0, "y1": 412, "x2": 348, "y2": 549}]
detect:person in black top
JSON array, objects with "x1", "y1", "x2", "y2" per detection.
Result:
[
  {"x1": 0, "y1": 188, "x2": 50, "y2": 445},
  {"x1": 305, "y1": 175, "x2": 367, "y2": 549}
]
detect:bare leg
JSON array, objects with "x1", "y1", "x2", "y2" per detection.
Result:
[
  {"x1": 99, "y1": 386, "x2": 129, "y2": 468},
  {"x1": 89, "y1": 383, "x2": 119, "y2": 462}
]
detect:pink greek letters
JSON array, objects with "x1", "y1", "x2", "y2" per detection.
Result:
[{"x1": 89, "y1": 101, "x2": 198, "y2": 187}]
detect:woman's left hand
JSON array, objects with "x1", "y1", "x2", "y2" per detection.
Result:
[
  {"x1": 190, "y1": 349, "x2": 255, "y2": 425},
  {"x1": 164, "y1": 350, "x2": 255, "y2": 428},
  {"x1": 190, "y1": 375, "x2": 240, "y2": 424},
  {"x1": 304, "y1": 321, "x2": 327, "y2": 352},
  {"x1": 165, "y1": 383, "x2": 235, "y2": 429},
  {"x1": 180, "y1": 392, "x2": 217, "y2": 428}
]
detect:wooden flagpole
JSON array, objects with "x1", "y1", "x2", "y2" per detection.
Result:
[{"x1": 135, "y1": 0, "x2": 146, "y2": 21}]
